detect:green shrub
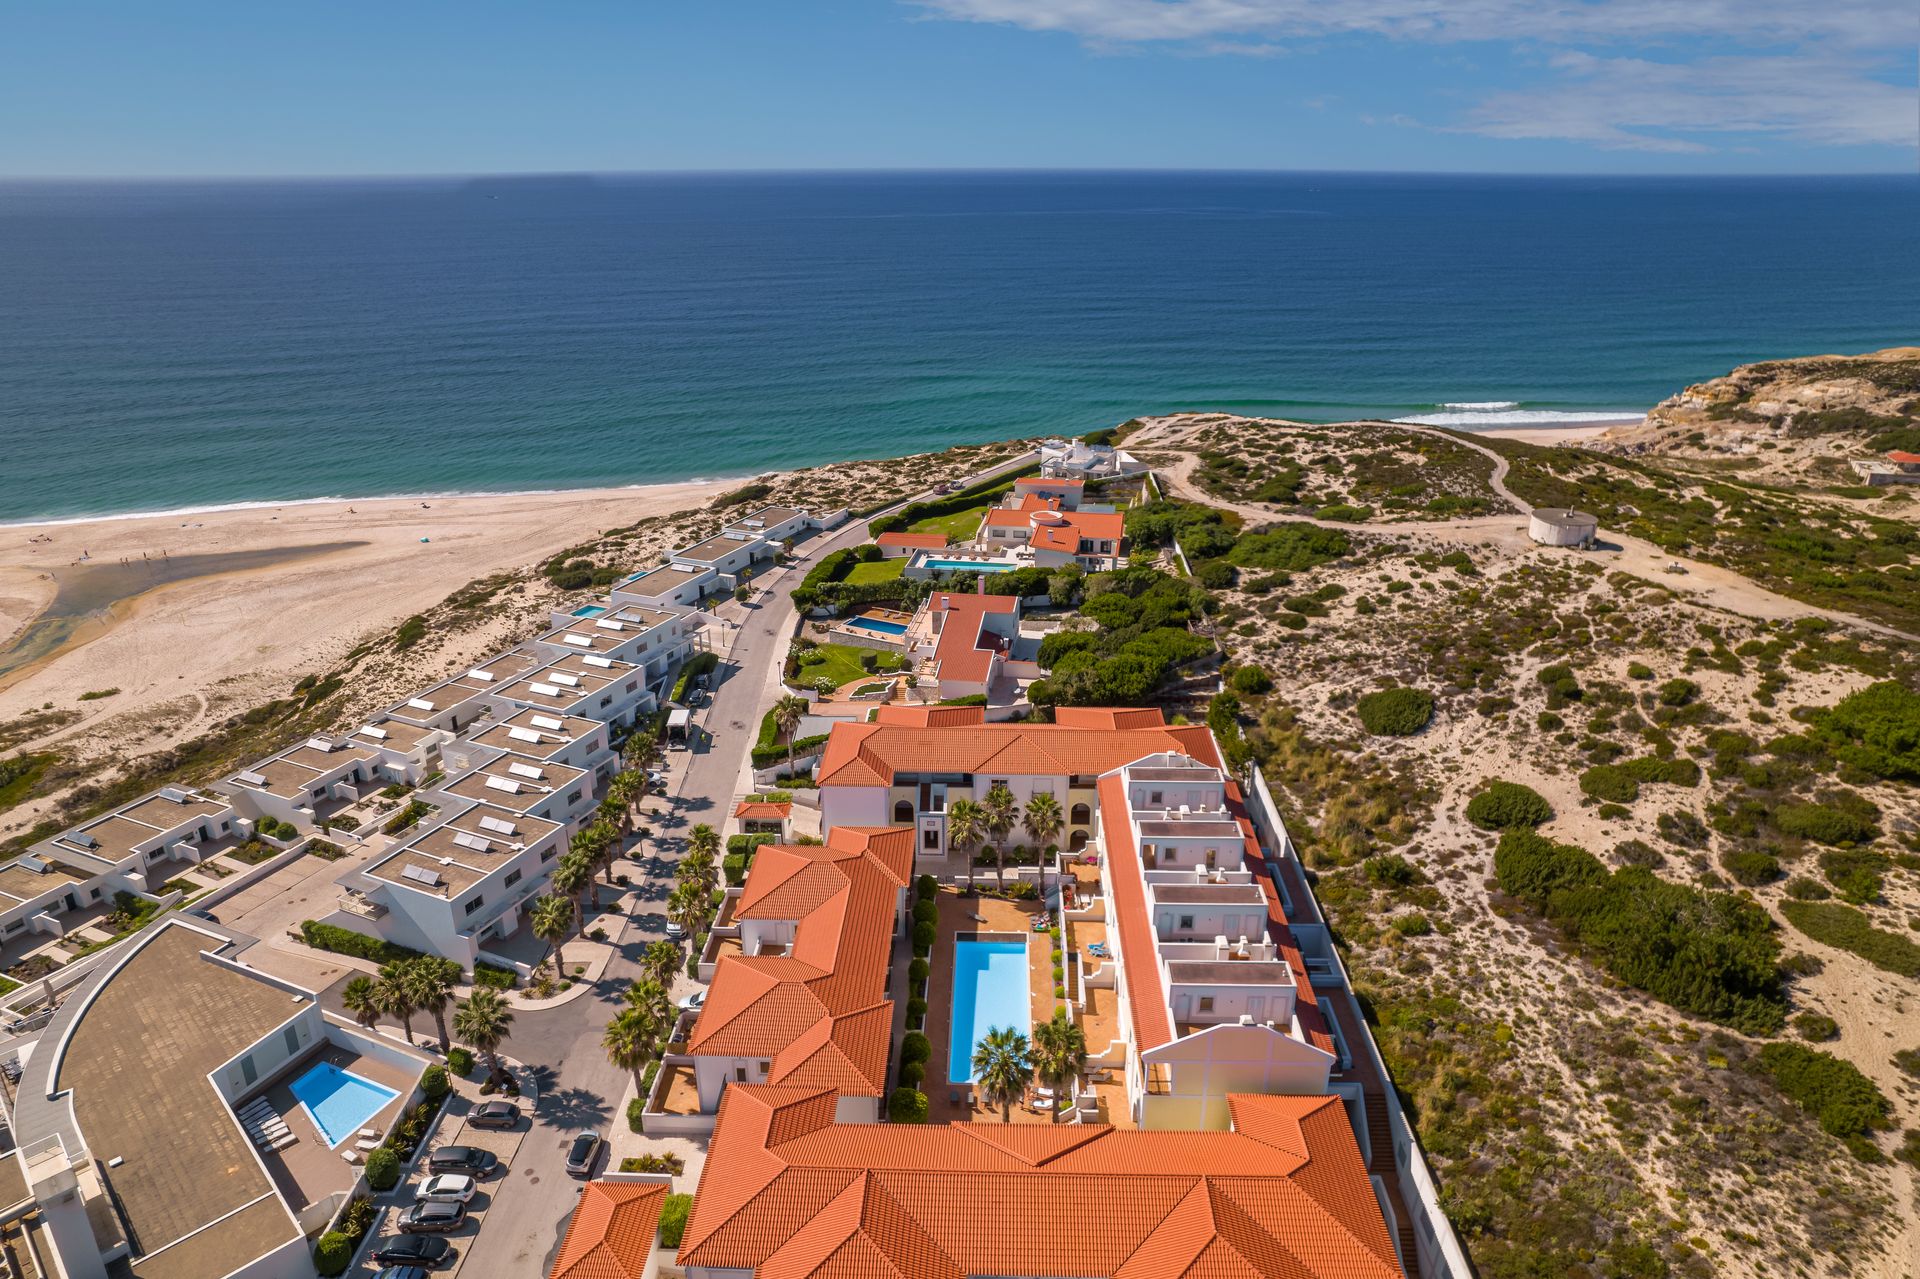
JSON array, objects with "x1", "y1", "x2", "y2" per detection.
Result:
[
  {"x1": 1754, "y1": 1042, "x2": 1891, "y2": 1150},
  {"x1": 912, "y1": 899, "x2": 938, "y2": 927},
  {"x1": 1776, "y1": 799, "x2": 1879, "y2": 847},
  {"x1": 1657, "y1": 678, "x2": 1700, "y2": 707},
  {"x1": 299, "y1": 921, "x2": 424, "y2": 966},
  {"x1": 915, "y1": 874, "x2": 938, "y2": 902},
  {"x1": 1354, "y1": 687, "x2": 1434, "y2": 736},
  {"x1": 1620, "y1": 756, "x2": 1701, "y2": 787},
  {"x1": 1227, "y1": 524, "x2": 1350, "y2": 572},
  {"x1": 1657, "y1": 810, "x2": 1709, "y2": 848},
  {"x1": 912, "y1": 919, "x2": 935, "y2": 955},
  {"x1": 1494, "y1": 828, "x2": 1607, "y2": 906},
  {"x1": 363, "y1": 1145, "x2": 400, "y2": 1191},
  {"x1": 907, "y1": 996, "x2": 928, "y2": 1024},
  {"x1": 1231, "y1": 665, "x2": 1273, "y2": 695},
  {"x1": 898, "y1": 1059, "x2": 924, "y2": 1088},
  {"x1": 901, "y1": 1031, "x2": 931, "y2": 1065},
  {"x1": 888, "y1": 1087, "x2": 929, "y2": 1123},
  {"x1": 1365, "y1": 854, "x2": 1422, "y2": 888},
  {"x1": 1781, "y1": 901, "x2": 1920, "y2": 978},
  {"x1": 1626, "y1": 661, "x2": 1654, "y2": 680},
  {"x1": 1613, "y1": 839, "x2": 1663, "y2": 868},
  {"x1": 1793, "y1": 1012, "x2": 1840, "y2": 1042},
  {"x1": 627, "y1": 1096, "x2": 645, "y2": 1132},
  {"x1": 1784, "y1": 876, "x2": 1830, "y2": 901},
  {"x1": 446, "y1": 1047, "x2": 475, "y2": 1076},
  {"x1": 1818, "y1": 848, "x2": 1888, "y2": 904},
  {"x1": 1813, "y1": 681, "x2": 1920, "y2": 781},
  {"x1": 657, "y1": 1193, "x2": 693, "y2": 1247},
  {"x1": 1578, "y1": 765, "x2": 1638, "y2": 804},
  {"x1": 1391, "y1": 913, "x2": 1432, "y2": 937},
  {"x1": 726, "y1": 833, "x2": 775, "y2": 858},
  {"x1": 1720, "y1": 849, "x2": 1780, "y2": 886},
  {"x1": 313, "y1": 1231, "x2": 354, "y2": 1277},
  {"x1": 472, "y1": 961, "x2": 517, "y2": 991},
  {"x1": 908, "y1": 957, "x2": 929, "y2": 987},
  {"x1": 1465, "y1": 781, "x2": 1553, "y2": 830},
  {"x1": 722, "y1": 854, "x2": 747, "y2": 886},
  {"x1": 420, "y1": 1066, "x2": 449, "y2": 1101}
]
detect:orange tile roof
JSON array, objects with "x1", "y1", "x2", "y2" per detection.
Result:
[
  {"x1": 818, "y1": 719, "x2": 1221, "y2": 787},
  {"x1": 870, "y1": 704, "x2": 987, "y2": 728},
  {"x1": 929, "y1": 592, "x2": 1020, "y2": 684},
  {"x1": 875, "y1": 531, "x2": 950, "y2": 549},
  {"x1": 549, "y1": 1180, "x2": 665, "y2": 1279},
  {"x1": 1054, "y1": 707, "x2": 1167, "y2": 729},
  {"x1": 1889, "y1": 450, "x2": 1920, "y2": 464},
  {"x1": 1100, "y1": 772, "x2": 1175, "y2": 1052},
  {"x1": 734, "y1": 800, "x2": 793, "y2": 821},
  {"x1": 688, "y1": 828, "x2": 908, "y2": 1096},
  {"x1": 681, "y1": 1085, "x2": 1403, "y2": 1279}
]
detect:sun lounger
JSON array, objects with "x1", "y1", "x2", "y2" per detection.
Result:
[
  {"x1": 355, "y1": 1137, "x2": 381, "y2": 1151},
  {"x1": 341, "y1": 1148, "x2": 360, "y2": 1164},
  {"x1": 268, "y1": 1133, "x2": 299, "y2": 1152}
]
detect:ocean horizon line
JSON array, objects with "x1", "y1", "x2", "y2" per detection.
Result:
[{"x1": 5, "y1": 167, "x2": 1916, "y2": 184}]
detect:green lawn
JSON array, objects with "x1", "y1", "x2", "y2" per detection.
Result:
[
  {"x1": 844, "y1": 558, "x2": 906, "y2": 585},
  {"x1": 908, "y1": 505, "x2": 988, "y2": 542},
  {"x1": 794, "y1": 643, "x2": 877, "y2": 688}
]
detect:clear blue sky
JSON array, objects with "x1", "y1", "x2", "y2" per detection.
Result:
[{"x1": 4, "y1": 0, "x2": 1914, "y2": 176}]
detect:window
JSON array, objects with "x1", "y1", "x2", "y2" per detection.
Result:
[
  {"x1": 504, "y1": 870, "x2": 522, "y2": 889},
  {"x1": 1198, "y1": 996, "x2": 1215, "y2": 1013},
  {"x1": 1070, "y1": 803, "x2": 1091, "y2": 825},
  {"x1": 758, "y1": 1061, "x2": 771, "y2": 1075},
  {"x1": 1150, "y1": 790, "x2": 1163, "y2": 805},
  {"x1": 600, "y1": 696, "x2": 612, "y2": 708},
  {"x1": 625, "y1": 681, "x2": 637, "y2": 693},
  {"x1": 568, "y1": 789, "x2": 583, "y2": 804},
  {"x1": 923, "y1": 828, "x2": 941, "y2": 850},
  {"x1": 541, "y1": 846, "x2": 557, "y2": 862},
  {"x1": 284, "y1": 1025, "x2": 300, "y2": 1056},
  {"x1": 463, "y1": 895, "x2": 485, "y2": 916},
  {"x1": 1179, "y1": 915, "x2": 1194, "y2": 931},
  {"x1": 893, "y1": 800, "x2": 914, "y2": 823},
  {"x1": 736, "y1": 1066, "x2": 748, "y2": 1082},
  {"x1": 241, "y1": 1055, "x2": 257, "y2": 1085}
]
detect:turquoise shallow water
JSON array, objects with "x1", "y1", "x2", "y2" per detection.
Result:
[{"x1": 1, "y1": 171, "x2": 1915, "y2": 522}]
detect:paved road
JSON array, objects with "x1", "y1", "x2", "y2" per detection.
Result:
[{"x1": 446, "y1": 454, "x2": 1036, "y2": 1278}]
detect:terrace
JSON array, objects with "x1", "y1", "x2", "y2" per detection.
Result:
[{"x1": 245, "y1": 1042, "x2": 416, "y2": 1213}]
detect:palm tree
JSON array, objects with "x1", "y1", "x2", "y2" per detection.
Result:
[
  {"x1": 603, "y1": 1006, "x2": 659, "y2": 1098},
  {"x1": 772, "y1": 693, "x2": 809, "y2": 776},
  {"x1": 971, "y1": 1026, "x2": 1033, "y2": 1123},
  {"x1": 376, "y1": 962, "x2": 419, "y2": 1045},
  {"x1": 947, "y1": 798, "x2": 985, "y2": 893},
  {"x1": 550, "y1": 849, "x2": 595, "y2": 930},
  {"x1": 530, "y1": 893, "x2": 575, "y2": 979},
  {"x1": 622, "y1": 729, "x2": 660, "y2": 774},
  {"x1": 342, "y1": 975, "x2": 382, "y2": 1033},
  {"x1": 982, "y1": 783, "x2": 1017, "y2": 888},
  {"x1": 643, "y1": 938, "x2": 680, "y2": 987},
  {"x1": 400, "y1": 957, "x2": 462, "y2": 1055},
  {"x1": 625, "y1": 976, "x2": 672, "y2": 1030},
  {"x1": 1023, "y1": 792, "x2": 1064, "y2": 858},
  {"x1": 1030, "y1": 1010, "x2": 1087, "y2": 1124},
  {"x1": 569, "y1": 825, "x2": 614, "y2": 908},
  {"x1": 667, "y1": 879, "x2": 708, "y2": 943},
  {"x1": 680, "y1": 829, "x2": 719, "y2": 902},
  {"x1": 454, "y1": 987, "x2": 515, "y2": 1089}
]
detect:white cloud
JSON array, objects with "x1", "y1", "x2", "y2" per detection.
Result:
[{"x1": 912, "y1": 0, "x2": 1919, "y2": 152}]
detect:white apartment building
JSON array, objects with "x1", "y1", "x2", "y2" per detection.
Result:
[{"x1": 221, "y1": 737, "x2": 389, "y2": 833}]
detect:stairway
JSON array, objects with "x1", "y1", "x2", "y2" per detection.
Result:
[{"x1": 1364, "y1": 1090, "x2": 1394, "y2": 1171}]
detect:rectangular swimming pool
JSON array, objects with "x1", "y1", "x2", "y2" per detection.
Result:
[
  {"x1": 571, "y1": 604, "x2": 607, "y2": 617},
  {"x1": 288, "y1": 1062, "x2": 400, "y2": 1147},
  {"x1": 923, "y1": 559, "x2": 1014, "y2": 573},
  {"x1": 846, "y1": 616, "x2": 908, "y2": 636},
  {"x1": 948, "y1": 939, "x2": 1029, "y2": 1084}
]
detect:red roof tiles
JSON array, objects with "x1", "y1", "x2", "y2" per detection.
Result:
[
  {"x1": 818, "y1": 718, "x2": 1221, "y2": 787},
  {"x1": 870, "y1": 704, "x2": 987, "y2": 728},
  {"x1": 681, "y1": 1085, "x2": 1404, "y2": 1279},
  {"x1": 548, "y1": 1180, "x2": 665, "y2": 1279},
  {"x1": 874, "y1": 531, "x2": 950, "y2": 549},
  {"x1": 734, "y1": 800, "x2": 793, "y2": 821}
]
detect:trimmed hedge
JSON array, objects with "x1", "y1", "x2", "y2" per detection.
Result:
[
  {"x1": 752, "y1": 733, "x2": 828, "y2": 769},
  {"x1": 658, "y1": 1193, "x2": 693, "y2": 1248},
  {"x1": 888, "y1": 1087, "x2": 929, "y2": 1123},
  {"x1": 299, "y1": 921, "x2": 424, "y2": 966},
  {"x1": 1464, "y1": 781, "x2": 1552, "y2": 830},
  {"x1": 313, "y1": 1232, "x2": 353, "y2": 1277},
  {"x1": 472, "y1": 960, "x2": 517, "y2": 991},
  {"x1": 363, "y1": 1146, "x2": 400, "y2": 1191}
]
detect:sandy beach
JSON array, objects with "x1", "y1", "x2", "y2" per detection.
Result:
[
  {"x1": 1476, "y1": 421, "x2": 1623, "y2": 445},
  {"x1": 0, "y1": 480, "x2": 729, "y2": 747}
]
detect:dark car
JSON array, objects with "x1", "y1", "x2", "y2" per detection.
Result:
[
  {"x1": 398, "y1": 1201, "x2": 467, "y2": 1234},
  {"x1": 466, "y1": 1100, "x2": 519, "y2": 1130},
  {"x1": 375, "y1": 1268, "x2": 430, "y2": 1279},
  {"x1": 371, "y1": 1235, "x2": 452, "y2": 1269},
  {"x1": 565, "y1": 1130, "x2": 601, "y2": 1178},
  {"x1": 426, "y1": 1145, "x2": 499, "y2": 1177}
]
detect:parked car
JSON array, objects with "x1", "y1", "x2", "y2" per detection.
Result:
[
  {"x1": 371, "y1": 1235, "x2": 452, "y2": 1269},
  {"x1": 375, "y1": 1267, "x2": 430, "y2": 1279},
  {"x1": 646, "y1": 768, "x2": 669, "y2": 788},
  {"x1": 414, "y1": 1174, "x2": 477, "y2": 1205},
  {"x1": 398, "y1": 1201, "x2": 467, "y2": 1234},
  {"x1": 426, "y1": 1146, "x2": 499, "y2": 1177},
  {"x1": 677, "y1": 989, "x2": 706, "y2": 1013},
  {"x1": 565, "y1": 1130, "x2": 602, "y2": 1178},
  {"x1": 664, "y1": 919, "x2": 686, "y2": 940},
  {"x1": 466, "y1": 1100, "x2": 519, "y2": 1130}
]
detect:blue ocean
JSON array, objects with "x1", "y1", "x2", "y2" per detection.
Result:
[{"x1": 1, "y1": 171, "x2": 1914, "y2": 522}]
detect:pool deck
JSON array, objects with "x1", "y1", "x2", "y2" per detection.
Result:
[
  {"x1": 925, "y1": 888, "x2": 1059, "y2": 1125},
  {"x1": 249, "y1": 1043, "x2": 416, "y2": 1212}
]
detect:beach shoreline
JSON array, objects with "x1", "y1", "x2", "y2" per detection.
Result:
[
  {"x1": 1476, "y1": 421, "x2": 1622, "y2": 445},
  {"x1": 0, "y1": 479, "x2": 732, "y2": 752}
]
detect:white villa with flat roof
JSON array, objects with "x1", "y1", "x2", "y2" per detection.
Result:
[{"x1": 220, "y1": 737, "x2": 389, "y2": 834}]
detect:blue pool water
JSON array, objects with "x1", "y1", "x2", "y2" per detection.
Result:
[
  {"x1": 924, "y1": 559, "x2": 1014, "y2": 574},
  {"x1": 949, "y1": 940, "x2": 1030, "y2": 1085},
  {"x1": 288, "y1": 1062, "x2": 400, "y2": 1148},
  {"x1": 571, "y1": 604, "x2": 607, "y2": 617},
  {"x1": 847, "y1": 616, "x2": 908, "y2": 636}
]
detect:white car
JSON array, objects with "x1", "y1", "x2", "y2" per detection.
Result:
[
  {"x1": 413, "y1": 1174, "x2": 477, "y2": 1205},
  {"x1": 677, "y1": 989, "x2": 706, "y2": 1013}
]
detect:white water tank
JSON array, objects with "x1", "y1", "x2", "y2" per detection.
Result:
[{"x1": 1528, "y1": 508, "x2": 1598, "y2": 547}]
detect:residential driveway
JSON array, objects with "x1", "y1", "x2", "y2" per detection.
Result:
[{"x1": 350, "y1": 1089, "x2": 527, "y2": 1277}]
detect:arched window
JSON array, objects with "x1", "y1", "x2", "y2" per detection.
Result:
[
  {"x1": 893, "y1": 799, "x2": 914, "y2": 823},
  {"x1": 1070, "y1": 803, "x2": 1091, "y2": 826},
  {"x1": 1069, "y1": 830, "x2": 1089, "y2": 852}
]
